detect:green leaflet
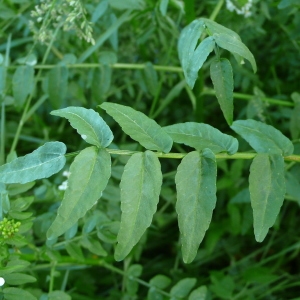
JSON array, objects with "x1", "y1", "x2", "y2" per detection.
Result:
[
  {"x1": 3, "y1": 287, "x2": 37, "y2": 300},
  {"x1": 47, "y1": 147, "x2": 111, "y2": 239},
  {"x1": 109, "y1": 0, "x2": 145, "y2": 10},
  {"x1": 51, "y1": 107, "x2": 113, "y2": 148},
  {"x1": 201, "y1": 18, "x2": 241, "y2": 40},
  {"x1": 47, "y1": 65, "x2": 68, "y2": 109},
  {"x1": 3, "y1": 273, "x2": 36, "y2": 285},
  {"x1": 170, "y1": 278, "x2": 197, "y2": 299},
  {"x1": 210, "y1": 58, "x2": 234, "y2": 125},
  {"x1": 143, "y1": 62, "x2": 158, "y2": 97},
  {"x1": 213, "y1": 33, "x2": 257, "y2": 73},
  {"x1": 231, "y1": 119, "x2": 294, "y2": 156},
  {"x1": 100, "y1": 102, "x2": 173, "y2": 153},
  {"x1": 249, "y1": 153, "x2": 286, "y2": 242},
  {"x1": 185, "y1": 36, "x2": 215, "y2": 89},
  {"x1": 164, "y1": 122, "x2": 238, "y2": 154},
  {"x1": 115, "y1": 151, "x2": 162, "y2": 261},
  {"x1": 0, "y1": 142, "x2": 66, "y2": 184},
  {"x1": 175, "y1": 150, "x2": 217, "y2": 263},
  {"x1": 177, "y1": 19, "x2": 215, "y2": 88},
  {"x1": 189, "y1": 286, "x2": 208, "y2": 300},
  {"x1": 12, "y1": 65, "x2": 34, "y2": 107},
  {"x1": 178, "y1": 19, "x2": 205, "y2": 71}
]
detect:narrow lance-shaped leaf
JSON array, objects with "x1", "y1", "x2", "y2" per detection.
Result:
[
  {"x1": 12, "y1": 65, "x2": 34, "y2": 107},
  {"x1": 115, "y1": 151, "x2": 162, "y2": 261},
  {"x1": 0, "y1": 142, "x2": 66, "y2": 184},
  {"x1": 175, "y1": 149, "x2": 217, "y2": 263},
  {"x1": 210, "y1": 58, "x2": 234, "y2": 125},
  {"x1": 185, "y1": 36, "x2": 215, "y2": 89},
  {"x1": 51, "y1": 107, "x2": 113, "y2": 148},
  {"x1": 47, "y1": 65, "x2": 68, "y2": 109},
  {"x1": 231, "y1": 119, "x2": 294, "y2": 156},
  {"x1": 100, "y1": 102, "x2": 172, "y2": 153},
  {"x1": 47, "y1": 147, "x2": 111, "y2": 239},
  {"x1": 213, "y1": 33, "x2": 257, "y2": 73},
  {"x1": 249, "y1": 153, "x2": 285, "y2": 242},
  {"x1": 164, "y1": 122, "x2": 238, "y2": 154}
]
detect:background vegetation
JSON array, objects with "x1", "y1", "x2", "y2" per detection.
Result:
[{"x1": 0, "y1": 0, "x2": 300, "y2": 299}]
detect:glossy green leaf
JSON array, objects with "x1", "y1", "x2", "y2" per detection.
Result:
[
  {"x1": 51, "y1": 107, "x2": 113, "y2": 148},
  {"x1": 3, "y1": 273, "x2": 36, "y2": 285},
  {"x1": 213, "y1": 33, "x2": 257, "y2": 73},
  {"x1": 164, "y1": 122, "x2": 238, "y2": 154},
  {"x1": 47, "y1": 66, "x2": 68, "y2": 109},
  {"x1": 47, "y1": 147, "x2": 111, "y2": 239},
  {"x1": 231, "y1": 119, "x2": 294, "y2": 156},
  {"x1": 175, "y1": 150, "x2": 217, "y2": 263},
  {"x1": 0, "y1": 142, "x2": 66, "y2": 184},
  {"x1": 210, "y1": 58, "x2": 234, "y2": 125},
  {"x1": 185, "y1": 36, "x2": 215, "y2": 88},
  {"x1": 170, "y1": 278, "x2": 197, "y2": 299},
  {"x1": 115, "y1": 151, "x2": 162, "y2": 261},
  {"x1": 3, "y1": 288, "x2": 37, "y2": 300},
  {"x1": 249, "y1": 153, "x2": 286, "y2": 242},
  {"x1": 12, "y1": 65, "x2": 34, "y2": 107},
  {"x1": 100, "y1": 102, "x2": 172, "y2": 152}
]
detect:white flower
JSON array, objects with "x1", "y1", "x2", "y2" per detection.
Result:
[
  {"x1": 0, "y1": 277, "x2": 5, "y2": 286},
  {"x1": 225, "y1": 0, "x2": 253, "y2": 18}
]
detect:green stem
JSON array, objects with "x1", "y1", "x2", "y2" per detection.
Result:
[
  {"x1": 0, "y1": 102, "x2": 5, "y2": 165},
  {"x1": 49, "y1": 261, "x2": 56, "y2": 293},
  {"x1": 7, "y1": 63, "x2": 184, "y2": 73},
  {"x1": 202, "y1": 88, "x2": 294, "y2": 107},
  {"x1": 209, "y1": 0, "x2": 224, "y2": 21},
  {"x1": 65, "y1": 149, "x2": 300, "y2": 163}
]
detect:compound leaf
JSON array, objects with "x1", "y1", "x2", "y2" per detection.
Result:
[
  {"x1": 47, "y1": 147, "x2": 111, "y2": 239},
  {"x1": 175, "y1": 149, "x2": 217, "y2": 263},
  {"x1": 0, "y1": 142, "x2": 66, "y2": 184},
  {"x1": 249, "y1": 153, "x2": 285, "y2": 242},
  {"x1": 51, "y1": 107, "x2": 113, "y2": 148},
  {"x1": 100, "y1": 102, "x2": 172, "y2": 152},
  {"x1": 164, "y1": 122, "x2": 238, "y2": 154},
  {"x1": 210, "y1": 58, "x2": 234, "y2": 125},
  {"x1": 231, "y1": 119, "x2": 294, "y2": 156},
  {"x1": 115, "y1": 151, "x2": 162, "y2": 261}
]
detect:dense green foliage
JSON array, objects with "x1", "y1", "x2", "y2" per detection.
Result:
[{"x1": 0, "y1": 0, "x2": 300, "y2": 299}]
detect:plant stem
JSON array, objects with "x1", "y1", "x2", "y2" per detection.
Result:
[
  {"x1": 209, "y1": 0, "x2": 224, "y2": 21},
  {"x1": 202, "y1": 88, "x2": 294, "y2": 107},
  {"x1": 65, "y1": 150, "x2": 300, "y2": 163}
]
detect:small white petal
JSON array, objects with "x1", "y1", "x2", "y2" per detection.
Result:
[{"x1": 0, "y1": 277, "x2": 5, "y2": 286}]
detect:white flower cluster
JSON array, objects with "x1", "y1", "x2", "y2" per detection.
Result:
[
  {"x1": 58, "y1": 170, "x2": 71, "y2": 191},
  {"x1": 226, "y1": 0, "x2": 253, "y2": 18},
  {"x1": 0, "y1": 277, "x2": 5, "y2": 286},
  {"x1": 29, "y1": 0, "x2": 95, "y2": 45}
]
